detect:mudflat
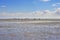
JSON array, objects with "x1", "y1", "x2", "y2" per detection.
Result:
[{"x1": 0, "y1": 21, "x2": 60, "y2": 40}]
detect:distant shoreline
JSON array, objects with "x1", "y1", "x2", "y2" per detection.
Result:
[
  {"x1": 0, "y1": 19, "x2": 60, "y2": 21},
  {"x1": 0, "y1": 19, "x2": 60, "y2": 23}
]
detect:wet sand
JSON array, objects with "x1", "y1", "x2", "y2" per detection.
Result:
[{"x1": 0, "y1": 21, "x2": 60, "y2": 40}]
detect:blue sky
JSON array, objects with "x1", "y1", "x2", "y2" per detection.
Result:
[
  {"x1": 0, "y1": 0, "x2": 60, "y2": 13},
  {"x1": 0, "y1": 0, "x2": 60, "y2": 18}
]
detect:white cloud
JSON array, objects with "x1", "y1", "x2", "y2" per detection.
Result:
[
  {"x1": 32, "y1": 11, "x2": 44, "y2": 16},
  {"x1": 52, "y1": 4, "x2": 56, "y2": 7},
  {"x1": 40, "y1": 0, "x2": 51, "y2": 2},
  {"x1": 31, "y1": 8, "x2": 60, "y2": 19},
  {"x1": 52, "y1": 3, "x2": 60, "y2": 7},
  {"x1": 0, "y1": 12, "x2": 34, "y2": 18},
  {"x1": 55, "y1": 8, "x2": 60, "y2": 15},
  {"x1": 56, "y1": 8, "x2": 60, "y2": 12},
  {"x1": 0, "y1": 8, "x2": 60, "y2": 19},
  {"x1": 56, "y1": 3, "x2": 60, "y2": 4}
]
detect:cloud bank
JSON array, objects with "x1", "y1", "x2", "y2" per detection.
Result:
[{"x1": 0, "y1": 8, "x2": 60, "y2": 19}]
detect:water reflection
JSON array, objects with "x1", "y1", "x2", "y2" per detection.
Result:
[{"x1": 0, "y1": 22, "x2": 60, "y2": 40}]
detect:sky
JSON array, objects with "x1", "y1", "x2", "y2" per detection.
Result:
[{"x1": 0, "y1": 0, "x2": 60, "y2": 19}]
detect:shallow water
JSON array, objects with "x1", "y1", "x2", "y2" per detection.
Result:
[{"x1": 0, "y1": 22, "x2": 60, "y2": 40}]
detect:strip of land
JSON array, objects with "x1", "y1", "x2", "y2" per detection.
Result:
[{"x1": 0, "y1": 19, "x2": 60, "y2": 23}]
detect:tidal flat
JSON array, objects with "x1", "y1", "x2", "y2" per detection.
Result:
[{"x1": 0, "y1": 21, "x2": 60, "y2": 40}]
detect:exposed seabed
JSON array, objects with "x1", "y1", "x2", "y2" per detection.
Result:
[{"x1": 0, "y1": 21, "x2": 60, "y2": 40}]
